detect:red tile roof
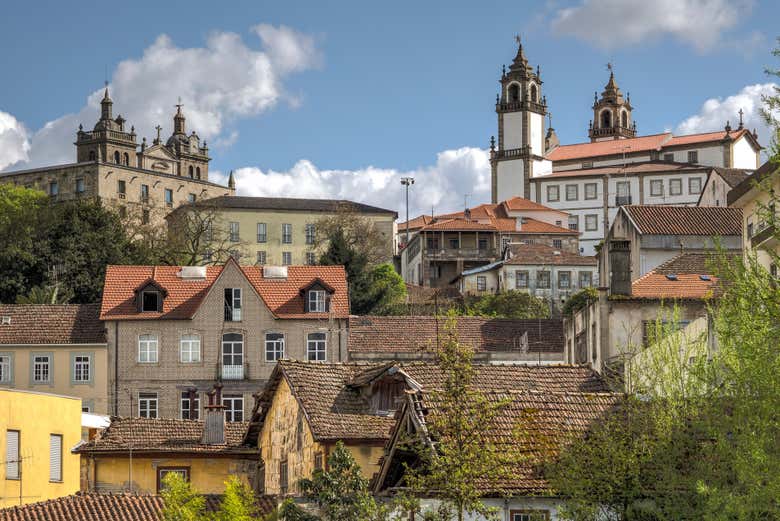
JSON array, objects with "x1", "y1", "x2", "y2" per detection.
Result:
[
  {"x1": 100, "y1": 260, "x2": 349, "y2": 321},
  {"x1": 539, "y1": 160, "x2": 708, "y2": 178},
  {"x1": 621, "y1": 205, "x2": 743, "y2": 236},
  {"x1": 629, "y1": 253, "x2": 720, "y2": 300},
  {"x1": 504, "y1": 243, "x2": 597, "y2": 266},
  {"x1": 666, "y1": 128, "x2": 748, "y2": 147},
  {"x1": 420, "y1": 218, "x2": 498, "y2": 232},
  {"x1": 546, "y1": 133, "x2": 672, "y2": 161},
  {"x1": 75, "y1": 417, "x2": 254, "y2": 454},
  {"x1": 398, "y1": 197, "x2": 564, "y2": 230},
  {"x1": 501, "y1": 196, "x2": 563, "y2": 213},
  {"x1": 0, "y1": 304, "x2": 105, "y2": 345},
  {"x1": 0, "y1": 493, "x2": 277, "y2": 521},
  {"x1": 348, "y1": 316, "x2": 565, "y2": 353}
]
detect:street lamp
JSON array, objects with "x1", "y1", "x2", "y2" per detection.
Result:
[{"x1": 400, "y1": 177, "x2": 415, "y2": 247}]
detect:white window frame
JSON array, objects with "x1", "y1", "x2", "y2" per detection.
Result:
[
  {"x1": 282, "y1": 223, "x2": 292, "y2": 244},
  {"x1": 306, "y1": 252, "x2": 316, "y2": 265},
  {"x1": 257, "y1": 250, "x2": 266, "y2": 264},
  {"x1": 138, "y1": 334, "x2": 159, "y2": 363},
  {"x1": 222, "y1": 395, "x2": 244, "y2": 422},
  {"x1": 265, "y1": 333, "x2": 285, "y2": 362},
  {"x1": 282, "y1": 252, "x2": 292, "y2": 266},
  {"x1": 308, "y1": 290, "x2": 326, "y2": 312},
  {"x1": 75, "y1": 178, "x2": 85, "y2": 193},
  {"x1": 307, "y1": 332, "x2": 327, "y2": 361},
  {"x1": 257, "y1": 222, "x2": 267, "y2": 243},
  {"x1": 584, "y1": 183, "x2": 597, "y2": 200},
  {"x1": 476, "y1": 276, "x2": 487, "y2": 291},
  {"x1": 669, "y1": 178, "x2": 683, "y2": 196},
  {"x1": 49, "y1": 434, "x2": 62, "y2": 482},
  {"x1": 180, "y1": 334, "x2": 201, "y2": 363},
  {"x1": 225, "y1": 288, "x2": 242, "y2": 322},
  {"x1": 515, "y1": 270, "x2": 529, "y2": 289},
  {"x1": 138, "y1": 392, "x2": 158, "y2": 418},
  {"x1": 229, "y1": 222, "x2": 240, "y2": 242},
  {"x1": 546, "y1": 185, "x2": 559, "y2": 202},
  {"x1": 568, "y1": 215, "x2": 579, "y2": 231},
  {"x1": 33, "y1": 354, "x2": 51, "y2": 383},
  {"x1": 650, "y1": 179, "x2": 664, "y2": 197},
  {"x1": 180, "y1": 392, "x2": 200, "y2": 420},
  {"x1": 6, "y1": 430, "x2": 20, "y2": 479},
  {"x1": 0, "y1": 354, "x2": 11, "y2": 383},
  {"x1": 305, "y1": 223, "x2": 316, "y2": 245},
  {"x1": 73, "y1": 354, "x2": 91, "y2": 383},
  {"x1": 558, "y1": 271, "x2": 571, "y2": 289},
  {"x1": 565, "y1": 184, "x2": 578, "y2": 201},
  {"x1": 689, "y1": 177, "x2": 702, "y2": 194},
  {"x1": 585, "y1": 214, "x2": 598, "y2": 231}
]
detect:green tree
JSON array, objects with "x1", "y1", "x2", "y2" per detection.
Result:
[
  {"x1": 464, "y1": 290, "x2": 550, "y2": 319},
  {"x1": 318, "y1": 228, "x2": 373, "y2": 314},
  {"x1": 365, "y1": 263, "x2": 407, "y2": 314},
  {"x1": 401, "y1": 315, "x2": 524, "y2": 521},
  {"x1": 160, "y1": 472, "x2": 207, "y2": 521},
  {"x1": 214, "y1": 476, "x2": 258, "y2": 521},
  {"x1": 16, "y1": 284, "x2": 73, "y2": 304},
  {"x1": 279, "y1": 441, "x2": 390, "y2": 521},
  {"x1": 560, "y1": 287, "x2": 599, "y2": 316}
]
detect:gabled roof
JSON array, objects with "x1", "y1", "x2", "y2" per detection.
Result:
[
  {"x1": 503, "y1": 243, "x2": 597, "y2": 266},
  {"x1": 375, "y1": 390, "x2": 622, "y2": 496},
  {"x1": 420, "y1": 218, "x2": 497, "y2": 232},
  {"x1": 620, "y1": 205, "x2": 742, "y2": 236},
  {"x1": 245, "y1": 361, "x2": 610, "y2": 446},
  {"x1": 0, "y1": 304, "x2": 105, "y2": 345},
  {"x1": 74, "y1": 417, "x2": 254, "y2": 455},
  {"x1": 628, "y1": 252, "x2": 721, "y2": 300},
  {"x1": 501, "y1": 196, "x2": 565, "y2": 213},
  {"x1": 665, "y1": 128, "x2": 751, "y2": 147},
  {"x1": 100, "y1": 260, "x2": 349, "y2": 321},
  {"x1": 727, "y1": 159, "x2": 779, "y2": 206},
  {"x1": 347, "y1": 316, "x2": 566, "y2": 353},
  {"x1": 0, "y1": 492, "x2": 277, "y2": 521},
  {"x1": 711, "y1": 167, "x2": 751, "y2": 188},
  {"x1": 185, "y1": 195, "x2": 397, "y2": 217}
]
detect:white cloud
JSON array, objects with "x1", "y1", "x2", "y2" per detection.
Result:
[
  {"x1": 2, "y1": 25, "x2": 319, "y2": 171},
  {"x1": 212, "y1": 147, "x2": 491, "y2": 219},
  {"x1": 0, "y1": 111, "x2": 30, "y2": 171},
  {"x1": 675, "y1": 83, "x2": 777, "y2": 145},
  {"x1": 551, "y1": 0, "x2": 753, "y2": 52}
]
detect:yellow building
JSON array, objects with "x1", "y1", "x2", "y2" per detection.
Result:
[
  {"x1": 0, "y1": 388, "x2": 82, "y2": 507},
  {"x1": 168, "y1": 195, "x2": 397, "y2": 266},
  {"x1": 75, "y1": 409, "x2": 257, "y2": 494},
  {"x1": 0, "y1": 304, "x2": 108, "y2": 414},
  {"x1": 728, "y1": 160, "x2": 779, "y2": 272}
]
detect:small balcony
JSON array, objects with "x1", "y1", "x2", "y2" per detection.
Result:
[
  {"x1": 218, "y1": 362, "x2": 248, "y2": 380},
  {"x1": 751, "y1": 223, "x2": 779, "y2": 250}
]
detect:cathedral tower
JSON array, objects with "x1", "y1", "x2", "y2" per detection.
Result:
[
  {"x1": 76, "y1": 86, "x2": 138, "y2": 165},
  {"x1": 588, "y1": 65, "x2": 636, "y2": 142},
  {"x1": 491, "y1": 37, "x2": 549, "y2": 203}
]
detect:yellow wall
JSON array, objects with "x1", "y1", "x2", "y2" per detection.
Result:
[
  {"x1": 84, "y1": 454, "x2": 255, "y2": 495},
  {"x1": 207, "y1": 207, "x2": 396, "y2": 266},
  {"x1": 259, "y1": 377, "x2": 385, "y2": 495},
  {"x1": 0, "y1": 344, "x2": 108, "y2": 414},
  {"x1": 0, "y1": 389, "x2": 82, "y2": 507},
  {"x1": 733, "y1": 172, "x2": 780, "y2": 271}
]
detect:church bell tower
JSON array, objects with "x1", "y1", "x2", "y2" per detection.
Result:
[
  {"x1": 588, "y1": 65, "x2": 636, "y2": 142},
  {"x1": 491, "y1": 36, "x2": 549, "y2": 203}
]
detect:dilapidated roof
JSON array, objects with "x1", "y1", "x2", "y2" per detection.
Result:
[
  {"x1": 621, "y1": 205, "x2": 742, "y2": 236},
  {"x1": 0, "y1": 304, "x2": 105, "y2": 345}
]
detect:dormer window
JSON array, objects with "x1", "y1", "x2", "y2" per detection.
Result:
[
  {"x1": 142, "y1": 291, "x2": 161, "y2": 312},
  {"x1": 308, "y1": 290, "x2": 326, "y2": 312}
]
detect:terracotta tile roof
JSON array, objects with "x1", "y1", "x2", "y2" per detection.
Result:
[
  {"x1": 501, "y1": 196, "x2": 562, "y2": 213},
  {"x1": 75, "y1": 417, "x2": 255, "y2": 454},
  {"x1": 621, "y1": 205, "x2": 742, "y2": 236},
  {"x1": 666, "y1": 128, "x2": 748, "y2": 147},
  {"x1": 0, "y1": 304, "x2": 105, "y2": 345},
  {"x1": 245, "y1": 361, "x2": 609, "y2": 446},
  {"x1": 712, "y1": 167, "x2": 751, "y2": 188},
  {"x1": 629, "y1": 253, "x2": 721, "y2": 300},
  {"x1": 546, "y1": 133, "x2": 672, "y2": 161},
  {"x1": 348, "y1": 316, "x2": 565, "y2": 353},
  {"x1": 0, "y1": 492, "x2": 277, "y2": 521},
  {"x1": 539, "y1": 160, "x2": 708, "y2": 178},
  {"x1": 420, "y1": 218, "x2": 498, "y2": 232},
  {"x1": 493, "y1": 217, "x2": 576, "y2": 235},
  {"x1": 394, "y1": 390, "x2": 622, "y2": 496},
  {"x1": 99, "y1": 260, "x2": 349, "y2": 321},
  {"x1": 399, "y1": 197, "x2": 563, "y2": 230},
  {"x1": 504, "y1": 243, "x2": 597, "y2": 266}
]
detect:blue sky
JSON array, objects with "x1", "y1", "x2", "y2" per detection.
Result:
[{"x1": 0, "y1": 0, "x2": 778, "y2": 216}]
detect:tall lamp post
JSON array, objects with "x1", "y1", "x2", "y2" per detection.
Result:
[{"x1": 400, "y1": 176, "x2": 415, "y2": 247}]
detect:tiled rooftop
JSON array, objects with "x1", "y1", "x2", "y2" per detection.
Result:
[
  {"x1": 348, "y1": 316, "x2": 565, "y2": 353},
  {"x1": 622, "y1": 205, "x2": 742, "y2": 236},
  {"x1": 628, "y1": 252, "x2": 723, "y2": 300},
  {"x1": 0, "y1": 304, "x2": 105, "y2": 345}
]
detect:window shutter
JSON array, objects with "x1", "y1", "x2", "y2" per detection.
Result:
[
  {"x1": 6, "y1": 430, "x2": 19, "y2": 479},
  {"x1": 49, "y1": 434, "x2": 62, "y2": 481}
]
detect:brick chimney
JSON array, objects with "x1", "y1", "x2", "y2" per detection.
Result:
[{"x1": 201, "y1": 383, "x2": 226, "y2": 445}]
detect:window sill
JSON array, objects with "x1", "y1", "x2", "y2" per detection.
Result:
[
  {"x1": 49, "y1": 480, "x2": 63, "y2": 484},
  {"x1": 6, "y1": 477, "x2": 20, "y2": 481}
]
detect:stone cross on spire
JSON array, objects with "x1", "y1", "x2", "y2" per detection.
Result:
[
  {"x1": 738, "y1": 108, "x2": 744, "y2": 129},
  {"x1": 154, "y1": 125, "x2": 162, "y2": 144},
  {"x1": 514, "y1": 34, "x2": 521, "y2": 45}
]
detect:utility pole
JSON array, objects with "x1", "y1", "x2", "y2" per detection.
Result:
[{"x1": 400, "y1": 177, "x2": 415, "y2": 246}]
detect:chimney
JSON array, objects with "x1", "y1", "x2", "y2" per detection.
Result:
[
  {"x1": 464, "y1": 207, "x2": 471, "y2": 221},
  {"x1": 201, "y1": 383, "x2": 226, "y2": 445}
]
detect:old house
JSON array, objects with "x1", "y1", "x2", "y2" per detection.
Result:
[
  {"x1": 399, "y1": 196, "x2": 577, "y2": 288},
  {"x1": 728, "y1": 160, "x2": 780, "y2": 273},
  {"x1": 99, "y1": 258, "x2": 349, "y2": 419},
  {"x1": 347, "y1": 315, "x2": 567, "y2": 364},
  {"x1": 565, "y1": 252, "x2": 724, "y2": 374},
  {"x1": 697, "y1": 167, "x2": 751, "y2": 207},
  {"x1": 245, "y1": 360, "x2": 610, "y2": 497},
  {"x1": 75, "y1": 386, "x2": 257, "y2": 495},
  {"x1": 374, "y1": 389, "x2": 621, "y2": 520},
  {"x1": 455, "y1": 243, "x2": 597, "y2": 305},
  {"x1": 0, "y1": 304, "x2": 108, "y2": 414}
]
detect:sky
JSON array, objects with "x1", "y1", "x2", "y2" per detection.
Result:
[{"x1": 1, "y1": 0, "x2": 778, "y2": 218}]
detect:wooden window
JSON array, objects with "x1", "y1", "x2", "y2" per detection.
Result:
[
  {"x1": 138, "y1": 393, "x2": 158, "y2": 418},
  {"x1": 180, "y1": 392, "x2": 200, "y2": 420},
  {"x1": 142, "y1": 209, "x2": 150, "y2": 225},
  {"x1": 663, "y1": 153, "x2": 674, "y2": 162},
  {"x1": 0, "y1": 354, "x2": 10, "y2": 383},
  {"x1": 280, "y1": 460, "x2": 289, "y2": 495},
  {"x1": 188, "y1": 193, "x2": 196, "y2": 203},
  {"x1": 157, "y1": 467, "x2": 190, "y2": 492},
  {"x1": 314, "y1": 453, "x2": 323, "y2": 471},
  {"x1": 650, "y1": 180, "x2": 664, "y2": 197},
  {"x1": 476, "y1": 276, "x2": 487, "y2": 291},
  {"x1": 6, "y1": 430, "x2": 20, "y2": 479},
  {"x1": 221, "y1": 333, "x2": 244, "y2": 379},
  {"x1": 73, "y1": 355, "x2": 91, "y2": 383},
  {"x1": 75, "y1": 178, "x2": 85, "y2": 193},
  {"x1": 114, "y1": 151, "x2": 121, "y2": 164},
  {"x1": 33, "y1": 354, "x2": 51, "y2": 383},
  {"x1": 537, "y1": 271, "x2": 550, "y2": 289},
  {"x1": 579, "y1": 271, "x2": 593, "y2": 288},
  {"x1": 371, "y1": 379, "x2": 405, "y2": 413},
  {"x1": 141, "y1": 291, "x2": 160, "y2": 312},
  {"x1": 553, "y1": 239, "x2": 562, "y2": 249},
  {"x1": 515, "y1": 270, "x2": 529, "y2": 288},
  {"x1": 558, "y1": 271, "x2": 571, "y2": 289},
  {"x1": 49, "y1": 181, "x2": 58, "y2": 196},
  {"x1": 49, "y1": 434, "x2": 62, "y2": 482},
  {"x1": 164, "y1": 189, "x2": 173, "y2": 206},
  {"x1": 257, "y1": 251, "x2": 267, "y2": 264},
  {"x1": 568, "y1": 215, "x2": 579, "y2": 231},
  {"x1": 307, "y1": 332, "x2": 327, "y2": 361},
  {"x1": 117, "y1": 179, "x2": 126, "y2": 195},
  {"x1": 306, "y1": 252, "x2": 316, "y2": 265},
  {"x1": 687, "y1": 150, "x2": 699, "y2": 163},
  {"x1": 305, "y1": 224, "x2": 316, "y2": 245},
  {"x1": 140, "y1": 184, "x2": 149, "y2": 202}
]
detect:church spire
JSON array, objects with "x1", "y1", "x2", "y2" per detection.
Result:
[
  {"x1": 100, "y1": 82, "x2": 113, "y2": 121},
  {"x1": 173, "y1": 99, "x2": 186, "y2": 135},
  {"x1": 588, "y1": 63, "x2": 635, "y2": 142},
  {"x1": 228, "y1": 170, "x2": 235, "y2": 190}
]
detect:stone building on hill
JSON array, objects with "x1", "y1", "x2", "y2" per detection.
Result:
[{"x1": 0, "y1": 88, "x2": 232, "y2": 227}]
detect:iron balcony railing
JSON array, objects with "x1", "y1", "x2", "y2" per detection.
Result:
[{"x1": 218, "y1": 362, "x2": 248, "y2": 380}]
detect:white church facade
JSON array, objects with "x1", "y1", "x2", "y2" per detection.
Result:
[{"x1": 491, "y1": 40, "x2": 762, "y2": 255}]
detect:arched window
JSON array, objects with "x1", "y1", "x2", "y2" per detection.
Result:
[
  {"x1": 196, "y1": 167, "x2": 201, "y2": 180},
  {"x1": 188, "y1": 166, "x2": 194, "y2": 178},
  {"x1": 601, "y1": 110, "x2": 612, "y2": 129},
  {"x1": 123, "y1": 153, "x2": 130, "y2": 166},
  {"x1": 530, "y1": 84, "x2": 538, "y2": 103},
  {"x1": 508, "y1": 84, "x2": 520, "y2": 103},
  {"x1": 114, "y1": 151, "x2": 120, "y2": 164},
  {"x1": 88, "y1": 151, "x2": 96, "y2": 161},
  {"x1": 621, "y1": 111, "x2": 628, "y2": 128}
]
